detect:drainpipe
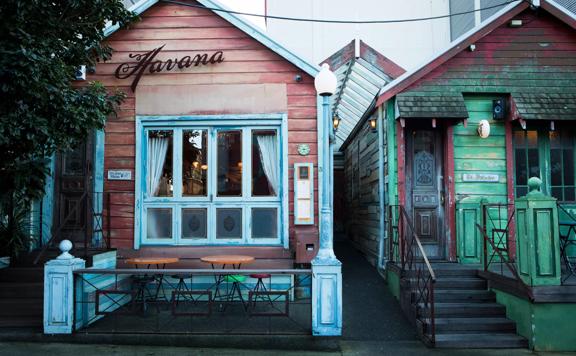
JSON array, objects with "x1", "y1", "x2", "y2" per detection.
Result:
[{"x1": 377, "y1": 105, "x2": 387, "y2": 270}]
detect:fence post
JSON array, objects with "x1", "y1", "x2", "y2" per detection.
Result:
[
  {"x1": 44, "y1": 240, "x2": 85, "y2": 334},
  {"x1": 514, "y1": 177, "x2": 561, "y2": 286}
]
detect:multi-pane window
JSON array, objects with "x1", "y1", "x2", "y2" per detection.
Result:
[
  {"x1": 513, "y1": 127, "x2": 576, "y2": 202},
  {"x1": 142, "y1": 124, "x2": 282, "y2": 245}
]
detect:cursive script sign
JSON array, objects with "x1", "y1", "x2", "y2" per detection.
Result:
[{"x1": 115, "y1": 44, "x2": 224, "y2": 91}]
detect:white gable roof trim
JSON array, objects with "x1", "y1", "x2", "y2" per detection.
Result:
[{"x1": 103, "y1": 0, "x2": 319, "y2": 77}]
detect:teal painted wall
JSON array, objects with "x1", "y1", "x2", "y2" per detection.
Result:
[
  {"x1": 455, "y1": 95, "x2": 508, "y2": 203},
  {"x1": 386, "y1": 267, "x2": 400, "y2": 300},
  {"x1": 494, "y1": 288, "x2": 576, "y2": 351}
]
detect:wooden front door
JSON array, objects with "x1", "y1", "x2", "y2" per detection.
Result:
[
  {"x1": 406, "y1": 128, "x2": 446, "y2": 259},
  {"x1": 53, "y1": 135, "x2": 94, "y2": 246}
]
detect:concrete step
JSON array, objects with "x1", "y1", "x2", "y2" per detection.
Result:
[
  {"x1": 434, "y1": 278, "x2": 487, "y2": 290},
  {"x1": 423, "y1": 302, "x2": 507, "y2": 318},
  {"x1": 435, "y1": 333, "x2": 529, "y2": 348},
  {"x1": 0, "y1": 282, "x2": 43, "y2": 298},
  {"x1": 435, "y1": 317, "x2": 516, "y2": 333},
  {"x1": 0, "y1": 299, "x2": 43, "y2": 317},
  {"x1": 433, "y1": 289, "x2": 496, "y2": 303}
]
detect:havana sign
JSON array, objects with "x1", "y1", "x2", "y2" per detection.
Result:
[{"x1": 114, "y1": 44, "x2": 225, "y2": 91}]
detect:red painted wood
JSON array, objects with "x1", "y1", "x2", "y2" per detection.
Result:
[
  {"x1": 445, "y1": 125, "x2": 457, "y2": 261},
  {"x1": 375, "y1": 2, "x2": 530, "y2": 107},
  {"x1": 505, "y1": 117, "x2": 517, "y2": 260},
  {"x1": 85, "y1": 0, "x2": 319, "y2": 253},
  {"x1": 396, "y1": 121, "x2": 406, "y2": 207}
]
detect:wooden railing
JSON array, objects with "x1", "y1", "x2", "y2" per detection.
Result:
[
  {"x1": 476, "y1": 203, "x2": 532, "y2": 300},
  {"x1": 389, "y1": 205, "x2": 436, "y2": 345}
]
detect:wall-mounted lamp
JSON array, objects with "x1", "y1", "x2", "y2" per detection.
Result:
[
  {"x1": 478, "y1": 119, "x2": 490, "y2": 138},
  {"x1": 333, "y1": 113, "x2": 341, "y2": 131},
  {"x1": 369, "y1": 118, "x2": 377, "y2": 133},
  {"x1": 201, "y1": 164, "x2": 208, "y2": 170}
]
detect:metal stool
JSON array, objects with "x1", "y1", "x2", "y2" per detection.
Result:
[{"x1": 249, "y1": 273, "x2": 273, "y2": 308}]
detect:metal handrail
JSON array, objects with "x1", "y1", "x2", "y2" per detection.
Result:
[{"x1": 397, "y1": 205, "x2": 436, "y2": 345}]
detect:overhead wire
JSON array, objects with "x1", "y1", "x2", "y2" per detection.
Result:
[{"x1": 160, "y1": 0, "x2": 524, "y2": 24}]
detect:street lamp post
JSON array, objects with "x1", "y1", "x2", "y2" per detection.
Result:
[{"x1": 311, "y1": 63, "x2": 342, "y2": 336}]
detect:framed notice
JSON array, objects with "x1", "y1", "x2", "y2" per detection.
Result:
[{"x1": 294, "y1": 163, "x2": 314, "y2": 225}]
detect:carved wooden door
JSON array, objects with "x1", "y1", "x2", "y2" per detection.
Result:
[
  {"x1": 53, "y1": 135, "x2": 93, "y2": 246},
  {"x1": 406, "y1": 128, "x2": 445, "y2": 259}
]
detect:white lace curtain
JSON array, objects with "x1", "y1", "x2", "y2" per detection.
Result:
[
  {"x1": 257, "y1": 135, "x2": 278, "y2": 196},
  {"x1": 147, "y1": 137, "x2": 169, "y2": 197}
]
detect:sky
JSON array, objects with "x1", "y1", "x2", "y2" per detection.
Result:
[{"x1": 218, "y1": 0, "x2": 266, "y2": 29}]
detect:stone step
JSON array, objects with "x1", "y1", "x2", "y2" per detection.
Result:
[
  {"x1": 434, "y1": 317, "x2": 517, "y2": 333},
  {"x1": 433, "y1": 289, "x2": 496, "y2": 303},
  {"x1": 434, "y1": 278, "x2": 487, "y2": 290},
  {"x1": 435, "y1": 333, "x2": 529, "y2": 348},
  {"x1": 0, "y1": 282, "x2": 43, "y2": 298},
  {"x1": 422, "y1": 302, "x2": 507, "y2": 318}
]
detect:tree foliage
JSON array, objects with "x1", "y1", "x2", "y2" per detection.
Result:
[
  {"x1": 0, "y1": 0, "x2": 135, "y2": 201},
  {"x1": 0, "y1": 0, "x2": 135, "y2": 255}
]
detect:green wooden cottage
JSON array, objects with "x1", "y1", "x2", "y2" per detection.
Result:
[{"x1": 339, "y1": 0, "x2": 576, "y2": 350}]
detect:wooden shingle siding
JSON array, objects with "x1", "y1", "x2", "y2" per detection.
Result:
[
  {"x1": 78, "y1": 1, "x2": 318, "y2": 251},
  {"x1": 343, "y1": 124, "x2": 381, "y2": 265}
]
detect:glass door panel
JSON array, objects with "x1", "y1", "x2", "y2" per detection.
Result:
[
  {"x1": 217, "y1": 130, "x2": 243, "y2": 197},
  {"x1": 147, "y1": 130, "x2": 173, "y2": 198},
  {"x1": 183, "y1": 129, "x2": 208, "y2": 196},
  {"x1": 252, "y1": 130, "x2": 278, "y2": 196}
]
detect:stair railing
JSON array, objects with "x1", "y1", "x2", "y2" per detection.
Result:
[
  {"x1": 476, "y1": 203, "x2": 532, "y2": 300},
  {"x1": 34, "y1": 191, "x2": 109, "y2": 264},
  {"x1": 398, "y1": 205, "x2": 437, "y2": 346}
]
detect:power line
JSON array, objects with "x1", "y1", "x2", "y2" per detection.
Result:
[{"x1": 160, "y1": 0, "x2": 523, "y2": 24}]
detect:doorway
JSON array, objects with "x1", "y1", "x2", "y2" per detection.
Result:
[
  {"x1": 53, "y1": 134, "x2": 94, "y2": 246},
  {"x1": 405, "y1": 127, "x2": 446, "y2": 259}
]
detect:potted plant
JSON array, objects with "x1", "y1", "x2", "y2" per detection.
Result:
[{"x1": 0, "y1": 195, "x2": 32, "y2": 268}]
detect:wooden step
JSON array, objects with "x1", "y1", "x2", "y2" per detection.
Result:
[
  {"x1": 0, "y1": 315, "x2": 42, "y2": 328},
  {"x1": 434, "y1": 278, "x2": 487, "y2": 290},
  {"x1": 432, "y1": 290, "x2": 496, "y2": 303},
  {"x1": 0, "y1": 268, "x2": 43, "y2": 283},
  {"x1": 434, "y1": 317, "x2": 517, "y2": 334},
  {"x1": 0, "y1": 299, "x2": 43, "y2": 317},
  {"x1": 423, "y1": 302, "x2": 507, "y2": 318},
  {"x1": 435, "y1": 333, "x2": 528, "y2": 348},
  {"x1": 0, "y1": 282, "x2": 43, "y2": 298}
]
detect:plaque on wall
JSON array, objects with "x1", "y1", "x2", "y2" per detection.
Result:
[
  {"x1": 108, "y1": 170, "x2": 132, "y2": 181},
  {"x1": 462, "y1": 173, "x2": 499, "y2": 183}
]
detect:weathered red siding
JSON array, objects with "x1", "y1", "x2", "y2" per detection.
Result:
[{"x1": 81, "y1": 1, "x2": 318, "y2": 257}]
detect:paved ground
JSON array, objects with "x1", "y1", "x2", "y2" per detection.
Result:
[
  {"x1": 334, "y1": 240, "x2": 416, "y2": 342},
  {"x1": 1, "y1": 341, "x2": 569, "y2": 356}
]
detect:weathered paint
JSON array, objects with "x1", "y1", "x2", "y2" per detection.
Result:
[
  {"x1": 80, "y1": 0, "x2": 320, "y2": 255},
  {"x1": 40, "y1": 155, "x2": 56, "y2": 245},
  {"x1": 494, "y1": 288, "x2": 576, "y2": 351},
  {"x1": 93, "y1": 130, "x2": 105, "y2": 246},
  {"x1": 386, "y1": 267, "x2": 401, "y2": 300},
  {"x1": 515, "y1": 181, "x2": 561, "y2": 286},
  {"x1": 311, "y1": 263, "x2": 342, "y2": 336}
]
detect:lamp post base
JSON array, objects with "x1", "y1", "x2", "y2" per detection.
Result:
[{"x1": 311, "y1": 258, "x2": 342, "y2": 336}]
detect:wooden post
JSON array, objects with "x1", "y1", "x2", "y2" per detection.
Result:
[{"x1": 515, "y1": 177, "x2": 561, "y2": 286}]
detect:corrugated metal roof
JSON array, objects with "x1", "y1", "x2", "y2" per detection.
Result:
[{"x1": 323, "y1": 40, "x2": 404, "y2": 151}]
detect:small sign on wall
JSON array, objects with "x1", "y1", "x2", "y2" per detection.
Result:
[
  {"x1": 107, "y1": 170, "x2": 132, "y2": 181},
  {"x1": 462, "y1": 173, "x2": 499, "y2": 183},
  {"x1": 294, "y1": 163, "x2": 314, "y2": 225}
]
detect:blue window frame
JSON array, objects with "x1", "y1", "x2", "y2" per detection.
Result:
[{"x1": 134, "y1": 114, "x2": 289, "y2": 248}]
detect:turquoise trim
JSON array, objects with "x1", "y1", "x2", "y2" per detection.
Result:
[
  {"x1": 135, "y1": 114, "x2": 289, "y2": 248},
  {"x1": 377, "y1": 106, "x2": 386, "y2": 268},
  {"x1": 103, "y1": 0, "x2": 319, "y2": 77},
  {"x1": 41, "y1": 155, "x2": 56, "y2": 245},
  {"x1": 93, "y1": 130, "x2": 105, "y2": 246}
]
